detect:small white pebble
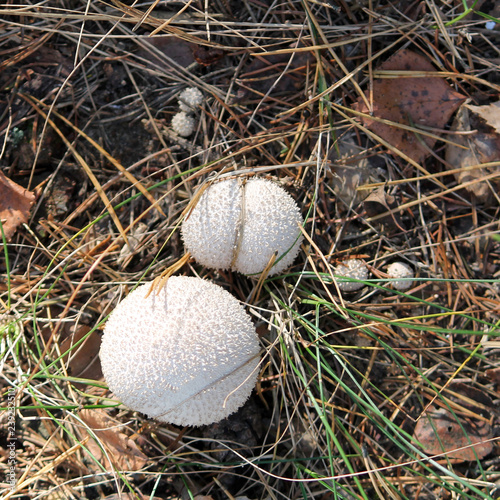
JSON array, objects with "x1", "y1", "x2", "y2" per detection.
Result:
[
  {"x1": 387, "y1": 262, "x2": 414, "y2": 291},
  {"x1": 171, "y1": 111, "x2": 196, "y2": 137},
  {"x1": 334, "y1": 259, "x2": 368, "y2": 292},
  {"x1": 178, "y1": 87, "x2": 204, "y2": 112}
]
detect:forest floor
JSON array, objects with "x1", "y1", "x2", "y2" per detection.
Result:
[{"x1": 1, "y1": 1, "x2": 500, "y2": 499}]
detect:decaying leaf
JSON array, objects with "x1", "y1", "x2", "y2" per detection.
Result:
[
  {"x1": 39, "y1": 309, "x2": 103, "y2": 384},
  {"x1": 445, "y1": 103, "x2": 500, "y2": 202},
  {"x1": 0, "y1": 171, "x2": 36, "y2": 240},
  {"x1": 414, "y1": 408, "x2": 493, "y2": 462},
  {"x1": 354, "y1": 49, "x2": 466, "y2": 163},
  {"x1": 414, "y1": 382, "x2": 494, "y2": 462},
  {"x1": 327, "y1": 137, "x2": 375, "y2": 207},
  {"x1": 78, "y1": 409, "x2": 148, "y2": 472},
  {"x1": 59, "y1": 324, "x2": 103, "y2": 383},
  {"x1": 465, "y1": 100, "x2": 500, "y2": 134},
  {"x1": 362, "y1": 185, "x2": 403, "y2": 229}
]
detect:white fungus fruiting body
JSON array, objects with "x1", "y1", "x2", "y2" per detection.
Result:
[
  {"x1": 181, "y1": 178, "x2": 303, "y2": 276},
  {"x1": 334, "y1": 259, "x2": 368, "y2": 292},
  {"x1": 99, "y1": 277, "x2": 260, "y2": 426},
  {"x1": 387, "y1": 262, "x2": 414, "y2": 291},
  {"x1": 178, "y1": 87, "x2": 204, "y2": 112},
  {"x1": 172, "y1": 111, "x2": 196, "y2": 137}
]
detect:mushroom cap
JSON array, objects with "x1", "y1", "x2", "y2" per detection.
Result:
[
  {"x1": 181, "y1": 177, "x2": 303, "y2": 276},
  {"x1": 99, "y1": 277, "x2": 260, "y2": 426},
  {"x1": 387, "y1": 262, "x2": 414, "y2": 291},
  {"x1": 178, "y1": 87, "x2": 204, "y2": 112},
  {"x1": 334, "y1": 259, "x2": 368, "y2": 292},
  {"x1": 172, "y1": 111, "x2": 196, "y2": 137}
]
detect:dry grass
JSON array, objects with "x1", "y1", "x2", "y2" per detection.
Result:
[{"x1": 1, "y1": 0, "x2": 500, "y2": 499}]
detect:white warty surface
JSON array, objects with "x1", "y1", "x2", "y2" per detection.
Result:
[
  {"x1": 335, "y1": 259, "x2": 368, "y2": 292},
  {"x1": 181, "y1": 177, "x2": 303, "y2": 276},
  {"x1": 171, "y1": 111, "x2": 196, "y2": 136},
  {"x1": 387, "y1": 262, "x2": 414, "y2": 291},
  {"x1": 100, "y1": 277, "x2": 260, "y2": 426}
]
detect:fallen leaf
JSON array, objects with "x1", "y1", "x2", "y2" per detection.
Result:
[
  {"x1": 354, "y1": 49, "x2": 466, "y2": 163},
  {"x1": 59, "y1": 324, "x2": 103, "y2": 383},
  {"x1": 327, "y1": 136, "x2": 374, "y2": 207},
  {"x1": 414, "y1": 382, "x2": 495, "y2": 462},
  {"x1": 362, "y1": 185, "x2": 403, "y2": 229},
  {"x1": 485, "y1": 366, "x2": 500, "y2": 387},
  {"x1": 0, "y1": 171, "x2": 36, "y2": 241},
  {"x1": 78, "y1": 409, "x2": 148, "y2": 472},
  {"x1": 465, "y1": 100, "x2": 500, "y2": 134},
  {"x1": 445, "y1": 103, "x2": 500, "y2": 202},
  {"x1": 414, "y1": 407, "x2": 493, "y2": 462},
  {"x1": 137, "y1": 35, "x2": 195, "y2": 69}
]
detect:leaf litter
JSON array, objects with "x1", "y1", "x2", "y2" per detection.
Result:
[
  {"x1": 354, "y1": 49, "x2": 467, "y2": 163},
  {"x1": 413, "y1": 382, "x2": 495, "y2": 463},
  {"x1": 0, "y1": 171, "x2": 35, "y2": 241}
]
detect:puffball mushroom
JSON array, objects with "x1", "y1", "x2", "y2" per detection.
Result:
[
  {"x1": 387, "y1": 262, "x2": 414, "y2": 291},
  {"x1": 172, "y1": 111, "x2": 196, "y2": 137},
  {"x1": 99, "y1": 276, "x2": 260, "y2": 426},
  {"x1": 181, "y1": 177, "x2": 304, "y2": 276},
  {"x1": 178, "y1": 87, "x2": 204, "y2": 112},
  {"x1": 334, "y1": 259, "x2": 368, "y2": 292}
]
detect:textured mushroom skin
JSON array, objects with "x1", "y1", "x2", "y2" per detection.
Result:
[
  {"x1": 181, "y1": 178, "x2": 303, "y2": 276},
  {"x1": 182, "y1": 179, "x2": 242, "y2": 270},
  {"x1": 100, "y1": 277, "x2": 260, "y2": 426},
  {"x1": 335, "y1": 259, "x2": 368, "y2": 292},
  {"x1": 387, "y1": 262, "x2": 414, "y2": 291}
]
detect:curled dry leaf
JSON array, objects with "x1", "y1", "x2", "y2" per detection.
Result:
[
  {"x1": 465, "y1": 100, "x2": 500, "y2": 134},
  {"x1": 414, "y1": 382, "x2": 495, "y2": 462},
  {"x1": 0, "y1": 171, "x2": 36, "y2": 241},
  {"x1": 59, "y1": 324, "x2": 103, "y2": 383},
  {"x1": 77, "y1": 409, "x2": 148, "y2": 472},
  {"x1": 354, "y1": 49, "x2": 466, "y2": 163},
  {"x1": 414, "y1": 408, "x2": 493, "y2": 462},
  {"x1": 445, "y1": 103, "x2": 500, "y2": 202}
]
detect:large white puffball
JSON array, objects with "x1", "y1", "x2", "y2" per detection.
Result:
[
  {"x1": 99, "y1": 277, "x2": 260, "y2": 426},
  {"x1": 181, "y1": 178, "x2": 303, "y2": 276}
]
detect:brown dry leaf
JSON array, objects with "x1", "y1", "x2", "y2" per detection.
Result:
[
  {"x1": 78, "y1": 409, "x2": 148, "y2": 472},
  {"x1": 445, "y1": 104, "x2": 500, "y2": 202},
  {"x1": 485, "y1": 366, "x2": 500, "y2": 388},
  {"x1": 0, "y1": 171, "x2": 36, "y2": 241},
  {"x1": 362, "y1": 185, "x2": 403, "y2": 229},
  {"x1": 414, "y1": 382, "x2": 495, "y2": 462},
  {"x1": 465, "y1": 101, "x2": 500, "y2": 134},
  {"x1": 60, "y1": 325, "x2": 103, "y2": 383},
  {"x1": 137, "y1": 35, "x2": 195, "y2": 69},
  {"x1": 354, "y1": 49, "x2": 466, "y2": 163},
  {"x1": 414, "y1": 407, "x2": 493, "y2": 462}
]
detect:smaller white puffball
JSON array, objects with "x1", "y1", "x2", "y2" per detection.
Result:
[
  {"x1": 334, "y1": 259, "x2": 368, "y2": 292},
  {"x1": 172, "y1": 111, "x2": 196, "y2": 137},
  {"x1": 178, "y1": 87, "x2": 204, "y2": 112},
  {"x1": 387, "y1": 262, "x2": 414, "y2": 291}
]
